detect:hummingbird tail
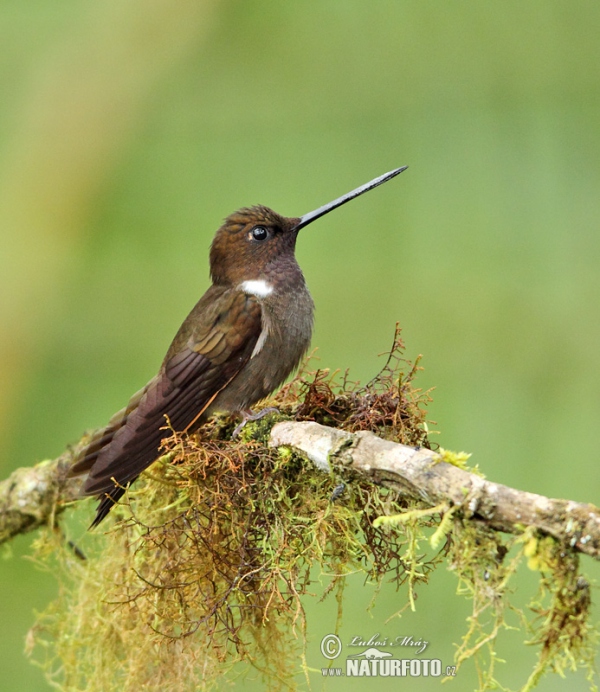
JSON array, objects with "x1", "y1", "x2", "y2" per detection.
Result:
[
  {"x1": 89, "y1": 483, "x2": 132, "y2": 529},
  {"x1": 69, "y1": 379, "x2": 155, "y2": 478}
]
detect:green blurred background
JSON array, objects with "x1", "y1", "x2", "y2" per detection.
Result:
[{"x1": 1, "y1": 1, "x2": 599, "y2": 690}]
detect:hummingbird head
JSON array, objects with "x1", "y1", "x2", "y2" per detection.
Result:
[
  {"x1": 209, "y1": 166, "x2": 408, "y2": 287},
  {"x1": 209, "y1": 206, "x2": 301, "y2": 286}
]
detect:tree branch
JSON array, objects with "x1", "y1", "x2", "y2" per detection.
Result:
[
  {"x1": 3, "y1": 420, "x2": 600, "y2": 564},
  {"x1": 269, "y1": 421, "x2": 600, "y2": 561},
  {"x1": 0, "y1": 453, "x2": 82, "y2": 544}
]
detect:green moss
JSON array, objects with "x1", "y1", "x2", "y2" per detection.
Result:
[
  {"x1": 522, "y1": 532, "x2": 597, "y2": 691},
  {"x1": 438, "y1": 447, "x2": 485, "y2": 477}
]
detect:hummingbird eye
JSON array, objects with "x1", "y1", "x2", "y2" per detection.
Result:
[{"x1": 249, "y1": 225, "x2": 269, "y2": 242}]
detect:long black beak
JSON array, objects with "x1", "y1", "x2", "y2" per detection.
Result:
[{"x1": 293, "y1": 166, "x2": 408, "y2": 231}]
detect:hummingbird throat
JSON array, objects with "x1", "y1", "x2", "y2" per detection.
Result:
[{"x1": 240, "y1": 279, "x2": 274, "y2": 298}]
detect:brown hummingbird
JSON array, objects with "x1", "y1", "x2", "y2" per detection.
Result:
[{"x1": 69, "y1": 167, "x2": 407, "y2": 526}]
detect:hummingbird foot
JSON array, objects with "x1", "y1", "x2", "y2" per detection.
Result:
[
  {"x1": 330, "y1": 482, "x2": 346, "y2": 502},
  {"x1": 232, "y1": 407, "x2": 280, "y2": 438}
]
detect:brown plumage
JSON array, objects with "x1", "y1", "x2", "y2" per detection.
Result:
[{"x1": 69, "y1": 168, "x2": 407, "y2": 526}]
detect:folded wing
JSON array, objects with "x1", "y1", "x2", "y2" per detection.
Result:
[{"x1": 69, "y1": 288, "x2": 262, "y2": 526}]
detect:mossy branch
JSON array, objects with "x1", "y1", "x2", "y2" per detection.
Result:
[
  {"x1": 269, "y1": 421, "x2": 600, "y2": 561},
  {"x1": 5, "y1": 329, "x2": 599, "y2": 691},
  {"x1": 0, "y1": 452, "x2": 82, "y2": 545},
  {"x1": 3, "y1": 420, "x2": 600, "y2": 563}
]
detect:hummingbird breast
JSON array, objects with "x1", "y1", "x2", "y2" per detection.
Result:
[{"x1": 210, "y1": 279, "x2": 314, "y2": 413}]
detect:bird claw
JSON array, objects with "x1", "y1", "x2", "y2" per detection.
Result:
[
  {"x1": 330, "y1": 482, "x2": 346, "y2": 502},
  {"x1": 232, "y1": 407, "x2": 280, "y2": 438}
]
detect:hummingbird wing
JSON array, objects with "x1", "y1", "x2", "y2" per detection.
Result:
[{"x1": 69, "y1": 286, "x2": 263, "y2": 526}]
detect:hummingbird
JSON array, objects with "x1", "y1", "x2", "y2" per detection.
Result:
[{"x1": 69, "y1": 167, "x2": 407, "y2": 526}]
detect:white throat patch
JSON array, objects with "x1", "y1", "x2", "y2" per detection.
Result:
[{"x1": 240, "y1": 279, "x2": 274, "y2": 298}]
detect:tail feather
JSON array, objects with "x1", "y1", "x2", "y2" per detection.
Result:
[
  {"x1": 89, "y1": 484, "x2": 130, "y2": 529},
  {"x1": 68, "y1": 380, "x2": 155, "y2": 477}
]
